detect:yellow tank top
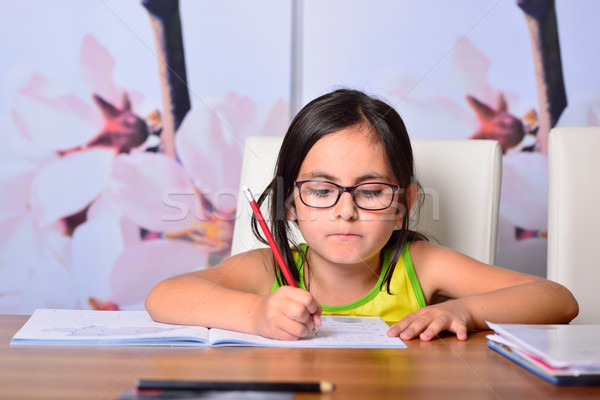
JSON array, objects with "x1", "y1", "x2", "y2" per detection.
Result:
[{"x1": 271, "y1": 243, "x2": 426, "y2": 324}]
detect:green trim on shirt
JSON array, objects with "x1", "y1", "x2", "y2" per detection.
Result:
[
  {"x1": 403, "y1": 244, "x2": 427, "y2": 308},
  {"x1": 296, "y1": 243, "x2": 307, "y2": 290},
  {"x1": 271, "y1": 242, "x2": 426, "y2": 311},
  {"x1": 320, "y1": 250, "x2": 390, "y2": 313}
]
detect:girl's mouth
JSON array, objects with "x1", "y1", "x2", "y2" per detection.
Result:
[{"x1": 330, "y1": 233, "x2": 360, "y2": 238}]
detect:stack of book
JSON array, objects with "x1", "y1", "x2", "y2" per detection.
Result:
[{"x1": 487, "y1": 321, "x2": 600, "y2": 385}]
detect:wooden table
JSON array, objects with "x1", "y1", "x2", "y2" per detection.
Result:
[{"x1": 1, "y1": 314, "x2": 599, "y2": 399}]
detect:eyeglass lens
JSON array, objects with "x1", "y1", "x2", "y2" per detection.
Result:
[{"x1": 298, "y1": 181, "x2": 397, "y2": 210}]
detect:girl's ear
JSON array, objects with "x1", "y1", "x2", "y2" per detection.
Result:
[
  {"x1": 286, "y1": 203, "x2": 297, "y2": 221},
  {"x1": 405, "y1": 183, "x2": 419, "y2": 214},
  {"x1": 395, "y1": 184, "x2": 419, "y2": 227}
]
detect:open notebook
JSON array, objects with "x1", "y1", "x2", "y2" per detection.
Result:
[{"x1": 11, "y1": 309, "x2": 406, "y2": 348}]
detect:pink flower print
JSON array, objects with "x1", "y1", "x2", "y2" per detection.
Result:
[
  {"x1": 109, "y1": 238, "x2": 208, "y2": 308},
  {"x1": 85, "y1": 93, "x2": 150, "y2": 154},
  {"x1": 466, "y1": 93, "x2": 526, "y2": 153},
  {"x1": 175, "y1": 93, "x2": 257, "y2": 208},
  {"x1": 30, "y1": 148, "x2": 116, "y2": 228},
  {"x1": 14, "y1": 74, "x2": 102, "y2": 153}
]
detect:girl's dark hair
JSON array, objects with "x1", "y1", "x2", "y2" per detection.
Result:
[{"x1": 252, "y1": 88, "x2": 427, "y2": 293}]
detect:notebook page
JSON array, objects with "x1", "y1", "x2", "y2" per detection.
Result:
[
  {"x1": 209, "y1": 315, "x2": 406, "y2": 348},
  {"x1": 11, "y1": 309, "x2": 211, "y2": 345}
]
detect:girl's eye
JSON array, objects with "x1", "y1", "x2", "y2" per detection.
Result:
[
  {"x1": 307, "y1": 188, "x2": 334, "y2": 197},
  {"x1": 356, "y1": 189, "x2": 383, "y2": 198}
]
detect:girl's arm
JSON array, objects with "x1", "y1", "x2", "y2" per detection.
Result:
[
  {"x1": 388, "y1": 242, "x2": 579, "y2": 341},
  {"x1": 145, "y1": 249, "x2": 321, "y2": 340}
]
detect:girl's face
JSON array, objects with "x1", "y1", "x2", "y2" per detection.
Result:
[{"x1": 287, "y1": 126, "x2": 412, "y2": 270}]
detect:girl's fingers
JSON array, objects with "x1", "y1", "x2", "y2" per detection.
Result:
[
  {"x1": 449, "y1": 319, "x2": 468, "y2": 340},
  {"x1": 312, "y1": 312, "x2": 322, "y2": 328},
  {"x1": 455, "y1": 327, "x2": 468, "y2": 341},
  {"x1": 277, "y1": 318, "x2": 314, "y2": 340},
  {"x1": 268, "y1": 287, "x2": 325, "y2": 338},
  {"x1": 399, "y1": 319, "x2": 429, "y2": 340},
  {"x1": 388, "y1": 312, "x2": 469, "y2": 342},
  {"x1": 418, "y1": 315, "x2": 450, "y2": 341},
  {"x1": 305, "y1": 296, "x2": 322, "y2": 315},
  {"x1": 387, "y1": 316, "x2": 415, "y2": 337},
  {"x1": 281, "y1": 288, "x2": 322, "y2": 329}
]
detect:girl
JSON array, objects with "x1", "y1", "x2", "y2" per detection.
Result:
[{"x1": 146, "y1": 89, "x2": 578, "y2": 341}]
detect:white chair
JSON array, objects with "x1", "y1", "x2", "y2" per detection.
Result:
[
  {"x1": 547, "y1": 126, "x2": 600, "y2": 324},
  {"x1": 231, "y1": 136, "x2": 502, "y2": 265}
]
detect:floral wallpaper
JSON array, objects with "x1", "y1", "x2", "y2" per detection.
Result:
[
  {"x1": 1, "y1": 0, "x2": 598, "y2": 313},
  {"x1": 0, "y1": 1, "x2": 290, "y2": 312}
]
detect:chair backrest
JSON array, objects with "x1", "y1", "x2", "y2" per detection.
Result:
[
  {"x1": 231, "y1": 136, "x2": 502, "y2": 265},
  {"x1": 547, "y1": 126, "x2": 600, "y2": 324}
]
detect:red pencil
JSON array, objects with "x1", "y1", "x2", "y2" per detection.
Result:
[{"x1": 242, "y1": 186, "x2": 297, "y2": 287}]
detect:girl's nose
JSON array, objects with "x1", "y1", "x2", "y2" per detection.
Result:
[{"x1": 333, "y1": 192, "x2": 358, "y2": 220}]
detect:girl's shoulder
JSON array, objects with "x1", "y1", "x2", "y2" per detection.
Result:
[
  {"x1": 407, "y1": 240, "x2": 476, "y2": 275},
  {"x1": 407, "y1": 240, "x2": 446, "y2": 260},
  {"x1": 408, "y1": 239, "x2": 545, "y2": 303},
  {"x1": 407, "y1": 240, "x2": 483, "y2": 303},
  {"x1": 408, "y1": 239, "x2": 473, "y2": 258}
]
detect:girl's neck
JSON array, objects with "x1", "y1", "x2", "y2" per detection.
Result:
[{"x1": 304, "y1": 248, "x2": 382, "y2": 306}]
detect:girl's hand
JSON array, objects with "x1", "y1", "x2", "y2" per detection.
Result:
[
  {"x1": 254, "y1": 286, "x2": 322, "y2": 340},
  {"x1": 387, "y1": 300, "x2": 473, "y2": 341}
]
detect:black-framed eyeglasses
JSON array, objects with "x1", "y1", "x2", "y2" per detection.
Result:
[{"x1": 294, "y1": 180, "x2": 400, "y2": 211}]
